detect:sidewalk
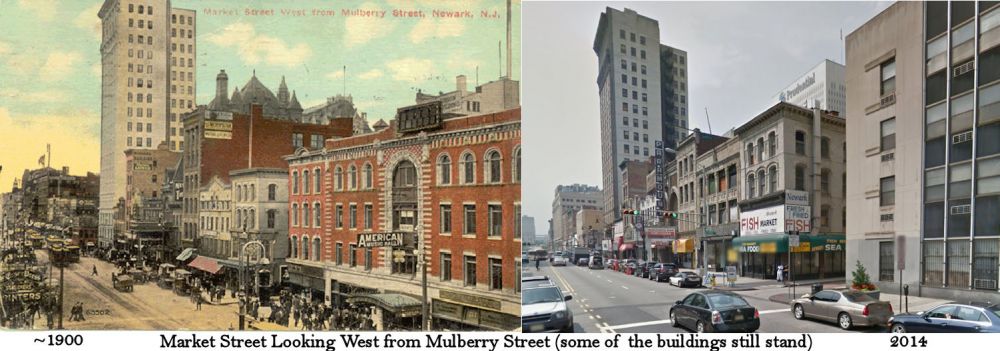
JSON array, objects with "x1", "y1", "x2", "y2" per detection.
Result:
[{"x1": 764, "y1": 284, "x2": 951, "y2": 313}]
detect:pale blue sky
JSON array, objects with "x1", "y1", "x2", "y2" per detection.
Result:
[{"x1": 0, "y1": 0, "x2": 520, "y2": 191}]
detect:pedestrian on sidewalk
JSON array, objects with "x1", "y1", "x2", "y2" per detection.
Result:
[
  {"x1": 776, "y1": 264, "x2": 784, "y2": 284},
  {"x1": 91, "y1": 264, "x2": 98, "y2": 276},
  {"x1": 195, "y1": 295, "x2": 203, "y2": 311}
]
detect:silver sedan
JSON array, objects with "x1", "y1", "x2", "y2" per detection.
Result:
[{"x1": 790, "y1": 290, "x2": 893, "y2": 330}]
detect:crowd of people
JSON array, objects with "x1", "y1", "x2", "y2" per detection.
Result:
[{"x1": 251, "y1": 292, "x2": 377, "y2": 331}]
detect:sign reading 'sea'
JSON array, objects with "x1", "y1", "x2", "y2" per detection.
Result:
[
  {"x1": 356, "y1": 232, "x2": 406, "y2": 248},
  {"x1": 396, "y1": 101, "x2": 443, "y2": 133}
]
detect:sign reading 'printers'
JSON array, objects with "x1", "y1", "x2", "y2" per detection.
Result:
[{"x1": 356, "y1": 232, "x2": 408, "y2": 248}]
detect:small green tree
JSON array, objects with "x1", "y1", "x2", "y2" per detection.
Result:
[{"x1": 850, "y1": 260, "x2": 875, "y2": 290}]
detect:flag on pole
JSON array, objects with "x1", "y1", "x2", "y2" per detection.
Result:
[{"x1": 38, "y1": 155, "x2": 45, "y2": 166}]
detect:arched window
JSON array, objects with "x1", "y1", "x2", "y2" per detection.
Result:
[
  {"x1": 250, "y1": 184, "x2": 255, "y2": 201},
  {"x1": 438, "y1": 154, "x2": 452, "y2": 185},
  {"x1": 248, "y1": 208, "x2": 255, "y2": 229},
  {"x1": 348, "y1": 165, "x2": 357, "y2": 190},
  {"x1": 461, "y1": 152, "x2": 476, "y2": 184},
  {"x1": 746, "y1": 143, "x2": 755, "y2": 166},
  {"x1": 302, "y1": 235, "x2": 310, "y2": 260},
  {"x1": 768, "y1": 165, "x2": 778, "y2": 193},
  {"x1": 513, "y1": 147, "x2": 521, "y2": 183},
  {"x1": 747, "y1": 173, "x2": 756, "y2": 198},
  {"x1": 363, "y1": 163, "x2": 373, "y2": 189},
  {"x1": 768, "y1": 131, "x2": 777, "y2": 156},
  {"x1": 304, "y1": 203, "x2": 312, "y2": 227},
  {"x1": 303, "y1": 170, "x2": 310, "y2": 194},
  {"x1": 314, "y1": 202, "x2": 321, "y2": 227},
  {"x1": 485, "y1": 150, "x2": 502, "y2": 184},
  {"x1": 292, "y1": 204, "x2": 299, "y2": 226},
  {"x1": 313, "y1": 238, "x2": 321, "y2": 261},
  {"x1": 334, "y1": 167, "x2": 343, "y2": 190},
  {"x1": 292, "y1": 172, "x2": 299, "y2": 194},
  {"x1": 757, "y1": 138, "x2": 765, "y2": 161},
  {"x1": 268, "y1": 184, "x2": 276, "y2": 201},
  {"x1": 291, "y1": 236, "x2": 299, "y2": 258},
  {"x1": 757, "y1": 169, "x2": 766, "y2": 196},
  {"x1": 314, "y1": 168, "x2": 322, "y2": 193},
  {"x1": 821, "y1": 137, "x2": 831, "y2": 159}
]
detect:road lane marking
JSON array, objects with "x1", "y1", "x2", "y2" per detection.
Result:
[
  {"x1": 758, "y1": 309, "x2": 788, "y2": 315},
  {"x1": 621, "y1": 286, "x2": 629, "y2": 290},
  {"x1": 596, "y1": 315, "x2": 602, "y2": 319},
  {"x1": 607, "y1": 279, "x2": 613, "y2": 283},
  {"x1": 601, "y1": 319, "x2": 672, "y2": 331}
]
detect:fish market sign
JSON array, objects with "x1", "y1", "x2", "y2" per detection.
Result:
[{"x1": 356, "y1": 232, "x2": 410, "y2": 248}]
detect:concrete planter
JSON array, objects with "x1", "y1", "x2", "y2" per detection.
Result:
[{"x1": 852, "y1": 289, "x2": 880, "y2": 300}]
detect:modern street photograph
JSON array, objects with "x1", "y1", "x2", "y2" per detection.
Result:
[
  {"x1": 521, "y1": 1, "x2": 1000, "y2": 333},
  {"x1": 0, "y1": 0, "x2": 521, "y2": 331}
]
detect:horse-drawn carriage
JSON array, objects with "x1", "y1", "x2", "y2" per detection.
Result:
[
  {"x1": 158, "y1": 263, "x2": 176, "y2": 289},
  {"x1": 173, "y1": 269, "x2": 193, "y2": 296},
  {"x1": 113, "y1": 273, "x2": 134, "y2": 292}
]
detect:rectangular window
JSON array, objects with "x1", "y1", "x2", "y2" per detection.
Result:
[
  {"x1": 349, "y1": 244, "x2": 357, "y2": 267},
  {"x1": 881, "y1": 58, "x2": 896, "y2": 96},
  {"x1": 463, "y1": 255, "x2": 477, "y2": 286},
  {"x1": 364, "y1": 248, "x2": 372, "y2": 271},
  {"x1": 879, "y1": 241, "x2": 894, "y2": 282},
  {"x1": 292, "y1": 133, "x2": 303, "y2": 148},
  {"x1": 440, "y1": 253, "x2": 452, "y2": 281},
  {"x1": 488, "y1": 204, "x2": 502, "y2": 237},
  {"x1": 489, "y1": 258, "x2": 503, "y2": 290},
  {"x1": 514, "y1": 204, "x2": 521, "y2": 239},
  {"x1": 972, "y1": 239, "x2": 999, "y2": 290},
  {"x1": 947, "y1": 240, "x2": 970, "y2": 287},
  {"x1": 881, "y1": 118, "x2": 896, "y2": 151},
  {"x1": 311, "y1": 134, "x2": 324, "y2": 149},
  {"x1": 364, "y1": 204, "x2": 373, "y2": 229},
  {"x1": 336, "y1": 243, "x2": 343, "y2": 265},
  {"x1": 440, "y1": 204, "x2": 452, "y2": 233},
  {"x1": 880, "y1": 176, "x2": 895, "y2": 206},
  {"x1": 349, "y1": 204, "x2": 357, "y2": 228},
  {"x1": 923, "y1": 241, "x2": 944, "y2": 285},
  {"x1": 463, "y1": 204, "x2": 476, "y2": 234},
  {"x1": 336, "y1": 204, "x2": 344, "y2": 228}
]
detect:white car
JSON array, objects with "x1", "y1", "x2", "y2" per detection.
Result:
[{"x1": 552, "y1": 256, "x2": 568, "y2": 266}]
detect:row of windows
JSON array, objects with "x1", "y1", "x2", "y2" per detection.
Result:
[
  {"x1": 619, "y1": 75, "x2": 649, "y2": 89},
  {"x1": 200, "y1": 215, "x2": 229, "y2": 232},
  {"x1": 171, "y1": 14, "x2": 193, "y2": 25},
  {"x1": 621, "y1": 88, "x2": 648, "y2": 102},
  {"x1": 127, "y1": 92, "x2": 153, "y2": 103},
  {"x1": 234, "y1": 208, "x2": 279, "y2": 230},
  {"x1": 171, "y1": 70, "x2": 194, "y2": 82},
  {"x1": 621, "y1": 117, "x2": 649, "y2": 130},
  {"x1": 620, "y1": 59, "x2": 648, "y2": 75},
  {"x1": 127, "y1": 77, "x2": 153, "y2": 89},
  {"x1": 128, "y1": 4, "x2": 152, "y2": 15},
  {"x1": 171, "y1": 43, "x2": 194, "y2": 53},
  {"x1": 127, "y1": 34, "x2": 154, "y2": 46},
  {"x1": 126, "y1": 122, "x2": 153, "y2": 133},
  {"x1": 171, "y1": 85, "x2": 194, "y2": 95},
  {"x1": 623, "y1": 144, "x2": 649, "y2": 157},
  {"x1": 126, "y1": 137, "x2": 152, "y2": 148},
  {"x1": 618, "y1": 29, "x2": 647, "y2": 46},
  {"x1": 126, "y1": 107, "x2": 153, "y2": 118},
  {"x1": 127, "y1": 18, "x2": 153, "y2": 30},
  {"x1": 235, "y1": 183, "x2": 278, "y2": 202},
  {"x1": 171, "y1": 57, "x2": 194, "y2": 68},
  {"x1": 438, "y1": 203, "x2": 506, "y2": 237},
  {"x1": 619, "y1": 44, "x2": 647, "y2": 60},
  {"x1": 126, "y1": 63, "x2": 152, "y2": 74},
  {"x1": 435, "y1": 148, "x2": 521, "y2": 186},
  {"x1": 171, "y1": 28, "x2": 193, "y2": 39},
  {"x1": 291, "y1": 133, "x2": 325, "y2": 149}
]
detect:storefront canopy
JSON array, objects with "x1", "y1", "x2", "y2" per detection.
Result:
[
  {"x1": 732, "y1": 233, "x2": 845, "y2": 254},
  {"x1": 346, "y1": 293, "x2": 423, "y2": 318},
  {"x1": 674, "y1": 239, "x2": 695, "y2": 253},
  {"x1": 187, "y1": 255, "x2": 222, "y2": 274},
  {"x1": 176, "y1": 248, "x2": 196, "y2": 261}
]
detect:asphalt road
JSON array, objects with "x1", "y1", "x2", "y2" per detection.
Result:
[{"x1": 536, "y1": 261, "x2": 877, "y2": 333}]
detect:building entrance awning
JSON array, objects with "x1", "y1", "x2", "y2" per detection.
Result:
[
  {"x1": 346, "y1": 293, "x2": 423, "y2": 318},
  {"x1": 732, "y1": 233, "x2": 846, "y2": 254},
  {"x1": 176, "y1": 248, "x2": 196, "y2": 261},
  {"x1": 618, "y1": 243, "x2": 635, "y2": 252},
  {"x1": 674, "y1": 239, "x2": 695, "y2": 253},
  {"x1": 187, "y1": 255, "x2": 222, "y2": 274}
]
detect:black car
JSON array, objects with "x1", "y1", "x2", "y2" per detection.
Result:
[
  {"x1": 889, "y1": 303, "x2": 1000, "y2": 333},
  {"x1": 669, "y1": 291, "x2": 760, "y2": 333},
  {"x1": 634, "y1": 262, "x2": 657, "y2": 278},
  {"x1": 650, "y1": 263, "x2": 679, "y2": 282}
]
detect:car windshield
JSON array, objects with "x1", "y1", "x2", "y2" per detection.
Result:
[
  {"x1": 988, "y1": 305, "x2": 1000, "y2": 319},
  {"x1": 523, "y1": 286, "x2": 564, "y2": 304},
  {"x1": 708, "y1": 294, "x2": 750, "y2": 309},
  {"x1": 842, "y1": 292, "x2": 875, "y2": 302}
]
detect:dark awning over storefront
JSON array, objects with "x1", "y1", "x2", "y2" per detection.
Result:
[
  {"x1": 347, "y1": 293, "x2": 423, "y2": 318},
  {"x1": 732, "y1": 233, "x2": 846, "y2": 254}
]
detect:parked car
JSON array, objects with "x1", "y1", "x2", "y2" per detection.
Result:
[
  {"x1": 669, "y1": 291, "x2": 760, "y2": 333},
  {"x1": 577, "y1": 257, "x2": 589, "y2": 266},
  {"x1": 791, "y1": 290, "x2": 893, "y2": 330},
  {"x1": 668, "y1": 272, "x2": 703, "y2": 287},
  {"x1": 888, "y1": 303, "x2": 1000, "y2": 333},
  {"x1": 522, "y1": 283, "x2": 574, "y2": 333},
  {"x1": 650, "y1": 263, "x2": 679, "y2": 282},
  {"x1": 588, "y1": 256, "x2": 604, "y2": 269},
  {"x1": 552, "y1": 256, "x2": 569, "y2": 266},
  {"x1": 551, "y1": 251, "x2": 563, "y2": 263},
  {"x1": 634, "y1": 261, "x2": 656, "y2": 278}
]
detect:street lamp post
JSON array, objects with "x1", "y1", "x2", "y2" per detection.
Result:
[{"x1": 238, "y1": 239, "x2": 268, "y2": 330}]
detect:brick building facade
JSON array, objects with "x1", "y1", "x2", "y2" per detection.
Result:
[{"x1": 285, "y1": 106, "x2": 521, "y2": 331}]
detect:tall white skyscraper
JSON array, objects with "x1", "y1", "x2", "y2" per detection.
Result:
[{"x1": 97, "y1": 0, "x2": 196, "y2": 247}]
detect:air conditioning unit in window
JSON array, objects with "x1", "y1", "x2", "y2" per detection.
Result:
[
  {"x1": 950, "y1": 204, "x2": 971, "y2": 215},
  {"x1": 974, "y1": 278, "x2": 997, "y2": 290},
  {"x1": 952, "y1": 131, "x2": 973, "y2": 144},
  {"x1": 953, "y1": 61, "x2": 975, "y2": 77}
]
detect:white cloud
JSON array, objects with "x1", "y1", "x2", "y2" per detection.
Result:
[
  {"x1": 17, "y1": 0, "x2": 57, "y2": 22},
  {"x1": 326, "y1": 70, "x2": 344, "y2": 80},
  {"x1": 358, "y1": 69, "x2": 384, "y2": 80},
  {"x1": 206, "y1": 22, "x2": 312, "y2": 67},
  {"x1": 344, "y1": 3, "x2": 396, "y2": 47},
  {"x1": 385, "y1": 58, "x2": 435, "y2": 82},
  {"x1": 39, "y1": 51, "x2": 83, "y2": 82},
  {"x1": 0, "y1": 88, "x2": 68, "y2": 103},
  {"x1": 74, "y1": 2, "x2": 104, "y2": 40},
  {"x1": 409, "y1": 18, "x2": 466, "y2": 44}
]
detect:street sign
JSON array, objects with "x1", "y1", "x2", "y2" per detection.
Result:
[
  {"x1": 788, "y1": 234, "x2": 800, "y2": 248},
  {"x1": 726, "y1": 266, "x2": 738, "y2": 283}
]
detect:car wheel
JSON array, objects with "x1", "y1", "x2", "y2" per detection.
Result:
[
  {"x1": 890, "y1": 323, "x2": 906, "y2": 333},
  {"x1": 696, "y1": 321, "x2": 706, "y2": 333},
  {"x1": 838, "y1": 312, "x2": 853, "y2": 330},
  {"x1": 793, "y1": 304, "x2": 804, "y2": 320},
  {"x1": 669, "y1": 310, "x2": 678, "y2": 327}
]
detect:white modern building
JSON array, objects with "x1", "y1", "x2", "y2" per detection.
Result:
[
  {"x1": 773, "y1": 59, "x2": 847, "y2": 115},
  {"x1": 594, "y1": 7, "x2": 689, "y2": 224},
  {"x1": 551, "y1": 184, "x2": 603, "y2": 248}
]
